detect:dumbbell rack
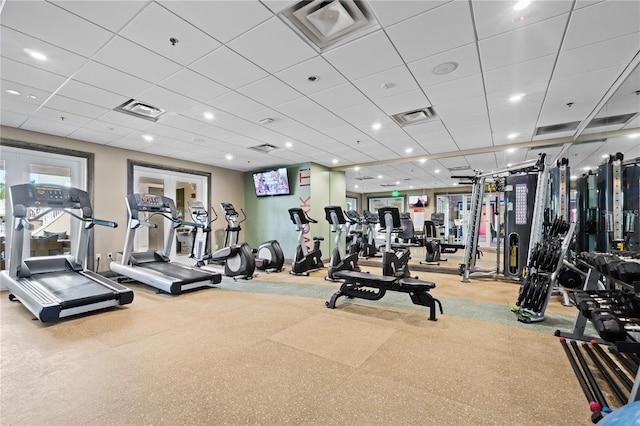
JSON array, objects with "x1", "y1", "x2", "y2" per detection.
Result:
[{"x1": 514, "y1": 221, "x2": 576, "y2": 323}]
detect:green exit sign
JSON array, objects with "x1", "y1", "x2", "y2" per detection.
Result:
[{"x1": 391, "y1": 190, "x2": 401, "y2": 197}]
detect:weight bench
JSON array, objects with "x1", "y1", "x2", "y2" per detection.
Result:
[{"x1": 326, "y1": 270, "x2": 443, "y2": 321}]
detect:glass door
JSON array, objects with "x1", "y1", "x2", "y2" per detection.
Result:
[
  {"x1": 0, "y1": 146, "x2": 86, "y2": 276},
  {"x1": 132, "y1": 166, "x2": 207, "y2": 263}
]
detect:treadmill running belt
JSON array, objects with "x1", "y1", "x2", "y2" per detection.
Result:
[
  {"x1": 138, "y1": 262, "x2": 218, "y2": 284},
  {"x1": 34, "y1": 271, "x2": 116, "y2": 308}
]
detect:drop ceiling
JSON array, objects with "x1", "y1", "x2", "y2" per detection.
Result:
[{"x1": 1, "y1": 0, "x2": 639, "y2": 194}]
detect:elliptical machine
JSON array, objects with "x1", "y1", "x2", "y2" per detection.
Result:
[
  {"x1": 360, "y1": 210, "x2": 381, "y2": 258},
  {"x1": 221, "y1": 202, "x2": 285, "y2": 273},
  {"x1": 344, "y1": 209, "x2": 364, "y2": 255},
  {"x1": 324, "y1": 206, "x2": 360, "y2": 281},
  {"x1": 188, "y1": 201, "x2": 256, "y2": 280},
  {"x1": 288, "y1": 207, "x2": 324, "y2": 276},
  {"x1": 379, "y1": 206, "x2": 415, "y2": 278}
]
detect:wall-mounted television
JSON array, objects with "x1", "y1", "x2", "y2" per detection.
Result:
[
  {"x1": 409, "y1": 195, "x2": 428, "y2": 208},
  {"x1": 252, "y1": 168, "x2": 291, "y2": 197}
]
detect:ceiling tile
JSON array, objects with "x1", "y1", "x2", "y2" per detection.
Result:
[
  {"x1": 50, "y1": 0, "x2": 148, "y2": 33},
  {"x1": 237, "y1": 75, "x2": 302, "y2": 107},
  {"x1": 207, "y1": 91, "x2": 266, "y2": 116},
  {"x1": 563, "y1": 0, "x2": 640, "y2": 50},
  {"x1": 71, "y1": 61, "x2": 154, "y2": 98},
  {"x1": 182, "y1": 104, "x2": 236, "y2": 125},
  {"x1": 374, "y1": 91, "x2": 432, "y2": 116},
  {"x1": 93, "y1": 36, "x2": 182, "y2": 83},
  {"x1": 368, "y1": 0, "x2": 450, "y2": 27},
  {"x1": 68, "y1": 127, "x2": 119, "y2": 145},
  {"x1": 309, "y1": 83, "x2": 369, "y2": 111},
  {"x1": 83, "y1": 120, "x2": 135, "y2": 137},
  {"x1": 334, "y1": 103, "x2": 387, "y2": 127},
  {"x1": 56, "y1": 79, "x2": 126, "y2": 111},
  {"x1": 275, "y1": 56, "x2": 349, "y2": 95},
  {"x1": 353, "y1": 66, "x2": 421, "y2": 101},
  {"x1": 157, "y1": 113, "x2": 210, "y2": 133},
  {"x1": 437, "y1": 95, "x2": 489, "y2": 129},
  {"x1": 483, "y1": 55, "x2": 556, "y2": 94},
  {"x1": 0, "y1": 110, "x2": 28, "y2": 127},
  {"x1": 473, "y1": 0, "x2": 572, "y2": 40},
  {"x1": 99, "y1": 110, "x2": 156, "y2": 130},
  {"x1": 119, "y1": 2, "x2": 221, "y2": 66},
  {"x1": 43, "y1": 96, "x2": 110, "y2": 120},
  {"x1": 322, "y1": 30, "x2": 404, "y2": 80},
  {"x1": 191, "y1": 46, "x2": 269, "y2": 90},
  {"x1": 423, "y1": 73, "x2": 485, "y2": 105},
  {"x1": 546, "y1": 66, "x2": 626, "y2": 102},
  {"x1": 2, "y1": 0, "x2": 113, "y2": 57},
  {"x1": 1, "y1": 27, "x2": 89, "y2": 78},
  {"x1": 137, "y1": 86, "x2": 200, "y2": 114},
  {"x1": 275, "y1": 97, "x2": 330, "y2": 121},
  {"x1": 227, "y1": 17, "x2": 317, "y2": 74},
  {"x1": 478, "y1": 14, "x2": 568, "y2": 71},
  {"x1": 1, "y1": 96, "x2": 42, "y2": 116},
  {"x1": 158, "y1": 68, "x2": 230, "y2": 103},
  {"x1": 386, "y1": 1, "x2": 475, "y2": 63},
  {"x1": 537, "y1": 89, "x2": 607, "y2": 126},
  {"x1": 0, "y1": 58, "x2": 66, "y2": 95},
  {"x1": 158, "y1": 0, "x2": 274, "y2": 43},
  {"x1": 20, "y1": 116, "x2": 77, "y2": 137},
  {"x1": 553, "y1": 33, "x2": 640, "y2": 79},
  {"x1": 409, "y1": 42, "x2": 481, "y2": 88}
]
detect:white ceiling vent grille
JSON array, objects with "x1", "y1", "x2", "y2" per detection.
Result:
[
  {"x1": 535, "y1": 121, "x2": 581, "y2": 136},
  {"x1": 249, "y1": 143, "x2": 278, "y2": 153},
  {"x1": 379, "y1": 183, "x2": 399, "y2": 187},
  {"x1": 114, "y1": 99, "x2": 165, "y2": 122},
  {"x1": 279, "y1": 0, "x2": 380, "y2": 52},
  {"x1": 391, "y1": 107, "x2": 438, "y2": 127},
  {"x1": 354, "y1": 176, "x2": 375, "y2": 180},
  {"x1": 447, "y1": 166, "x2": 472, "y2": 172}
]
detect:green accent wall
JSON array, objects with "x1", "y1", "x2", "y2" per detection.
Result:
[{"x1": 243, "y1": 163, "x2": 345, "y2": 261}]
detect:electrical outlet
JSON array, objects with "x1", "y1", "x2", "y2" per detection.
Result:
[
  {"x1": 96, "y1": 253, "x2": 101, "y2": 261},
  {"x1": 107, "y1": 253, "x2": 113, "y2": 260}
]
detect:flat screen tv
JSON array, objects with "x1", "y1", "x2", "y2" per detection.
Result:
[
  {"x1": 252, "y1": 168, "x2": 291, "y2": 197},
  {"x1": 408, "y1": 195, "x2": 428, "y2": 208}
]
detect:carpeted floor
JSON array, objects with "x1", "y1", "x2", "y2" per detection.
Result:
[{"x1": 0, "y1": 257, "x2": 611, "y2": 425}]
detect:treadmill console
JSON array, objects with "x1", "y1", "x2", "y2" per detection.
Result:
[
  {"x1": 220, "y1": 202, "x2": 238, "y2": 217},
  {"x1": 127, "y1": 193, "x2": 177, "y2": 218},
  {"x1": 10, "y1": 183, "x2": 91, "y2": 211}
]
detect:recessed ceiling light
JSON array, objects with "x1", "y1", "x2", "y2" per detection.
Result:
[
  {"x1": 24, "y1": 48, "x2": 47, "y2": 61},
  {"x1": 570, "y1": 175, "x2": 578, "y2": 181},
  {"x1": 27, "y1": 94, "x2": 37, "y2": 100},
  {"x1": 354, "y1": 184, "x2": 359, "y2": 189},
  {"x1": 372, "y1": 122, "x2": 382, "y2": 131},
  {"x1": 354, "y1": 166, "x2": 360, "y2": 171},
  {"x1": 284, "y1": 141, "x2": 293, "y2": 148},
  {"x1": 5, "y1": 89, "x2": 21, "y2": 96},
  {"x1": 203, "y1": 111, "x2": 214, "y2": 120},
  {"x1": 409, "y1": 186, "x2": 414, "y2": 189},
  {"x1": 142, "y1": 134, "x2": 153, "y2": 142},
  {"x1": 380, "y1": 83, "x2": 394, "y2": 90},
  {"x1": 628, "y1": 133, "x2": 639, "y2": 139},
  {"x1": 419, "y1": 158, "x2": 427, "y2": 164},
  {"x1": 395, "y1": 181, "x2": 400, "y2": 185},
  {"x1": 405, "y1": 147, "x2": 413, "y2": 154},
  {"x1": 506, "y1": 147, "x2": 517, "y2": 153},
  {"x1": 433, "y1": 62, "x2": 458, "y2": 75},
  {"x1": 434, "y1": 169, "x2": 440, "y2": 174},
  {"x1": 225, "y1": 154, "x2": 233, "y2": 160},
  {"x1": 377, "y1": 174, "x2": 383, "y2": 179},
  {"x1": 452, "y1": 182, "x2": 458, "y2": 186},
  {"x1": 513, "y1": 0, "x2": 531, "y2": 11},
  {"x1": 507, "y1": 133, "x2": 519, "y2": 140},
  {"x1": 332, "y1": 159, "x2": 338, "y2": 164},
  {"x1": 509, "y1": 93, "x2": 525, "y2": 103},
  {"x1": 582, "y1": 166, "x2": 591, "y2": 171},
  {"x1": 602, "y1": 154, "x2": 609, "y2": 158},
  {"x1": 507, "y1": 163, "x2": 513, "y2": 167}
]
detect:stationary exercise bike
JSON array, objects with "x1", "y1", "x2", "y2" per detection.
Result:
[
  {"x1": 288, "y1": 207, "x2": 324, "y2": 276},
  {"x1": 188, "y1": 200, "x2": 256, "y2": 279},
  {"x1": 324, "y1": 206, "x2": 360, "y2": 281},
  {"x1": 360, "y1": 210, "x2": 381, "y2": 258},
  {"x1": 378, "y1": 207, "x2": 415, "y2": 278}
]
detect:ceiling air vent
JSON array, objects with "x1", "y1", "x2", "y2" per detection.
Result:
[
  {"x1": 249, "y1": 143, "x2": 278, "y2": 153},
  {"x1": 380, "y1": 183, "x2": 399, "y2": 187},
  {"x1": 535, "y1": 121, "x2": 581, "y2": 136},
  {"x1": 354, "y1": 176, "x2": 375, "y2": 180},
  {"x1": 279, "y1": 0, "x2": 379, "y2": 52},
  {"x1": 447, "y1": 166, "x2": 472, "y2": 172},
  {"x1": 114, "y1": 99, "x2": 165, "y2": 122},
  {"x1": 391, "y1": 107, "x2": 438, "y2": 127},
  {"x1": 586, "y1": 113, "x2": 637, "y2": 128}
]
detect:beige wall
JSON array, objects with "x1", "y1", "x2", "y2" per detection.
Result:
[{"x1": 1, "y1": 126, "x2": 245, "y2": 271}]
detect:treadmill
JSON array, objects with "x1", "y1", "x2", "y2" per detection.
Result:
[
  {"x1": 110, "y1": 193, "x2": 222, "y2": 294},
  {"x1": 1, "y1": 183, "x2": 134, "y2": 323}
]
